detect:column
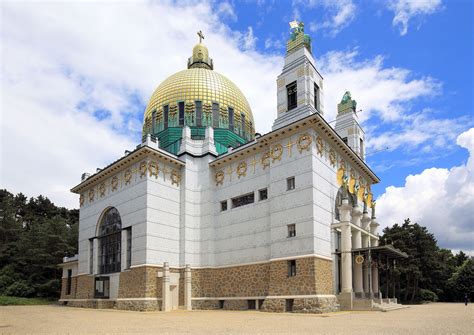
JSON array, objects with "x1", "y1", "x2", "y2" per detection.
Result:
[
  {"x1": 339, "y1": 199, "x2": 353, "y2": 293},
  {"x1": 93, "y1": 238, "x2": 99, "y2": 275},
  {"x1": 162, "y1": 262, "x2": 171, "y2": 311},
  {"x1": 351, "y1": 209, "x2": 363, "y2": 295},
  {"x1": 371, "y1": 215, "x2": 380, "y2": 297},
  {"x1": 184, "y1": 264, "x2": 192, "y2": 311},
  {"x1": 361, "y1": 210, "x2": 371, "y2": 296}
]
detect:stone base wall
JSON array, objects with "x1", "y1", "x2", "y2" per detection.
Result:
[
  {"x1": 260, "y1": 297, "x2": 339, "y2": 313},
  {"x1": 75, "y1": 275, "x2": 95, "y2": 299},
  {"x1": 223, "y1": 300, "x2": 248, "y2": 310},
  {"x1": 66, "y1": 300, "x2": 115, "y2": 309},
  {"x1": 260, "y1": 299, "x2": 286, "y2": 312},
  {"x1": 60, "y1": 277, "x2": 78, "y2": 300},
  {"x1": 115, "y1": 300, "x2": 161, "y2": 311},
  {"x1": 191, "y1": 300, "x2": 221, "y2": 310},
  {"x1": 118, "y1": 266, "x2": 162, "y2": 298}
]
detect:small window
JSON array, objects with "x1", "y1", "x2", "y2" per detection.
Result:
[
  {"x1": 220, "y1": 200, "x2": 228, "y2": 211},
  {"x1": 287, "y1": 260, "x2": 296, "y2": 277},
  {"x1": 259, "y1": 188, "x2": 268, "y2": 201},
  {"x1": 314, "y1": 82, "x2": 319, "y2": 111},
  {"x1": 178, "y1": 101, "x2": 185, "y2": 126},
  {"x1": 287, "y1": 81, "x2": 297, "y2": 111},
  {"x1": 94, "y1": 276, "x2": 110, "y2": 299},
  {"x1": 342, "y1": 137, "x2": 348, "y2": 145},
  {"x1": 228, "y1": 107, "x2": 234, "y2": 131},
  {"x1": 360, "y1": 138, "x2": 364, "y2": 157},
  {"x1": 286, "y1": 299, "x2": 294, "y2": 312},
  {"x1": 195, "y1": 100, "x2": 202, "y2": 127},
  {"x1": 287, "y1": 177, "x2": 295, "y2": 191},
  {"x1": 288, "y1": 224, "x2": 296, "y2": 238},
  {"x1": 212, "y1": 103, "x2": 219, "y2": 128},
  {"x1": 67, "y1": 269, "x2": 72, "y2": 295},
  {"x1": 126, "y1": 227, "x2": 132, "y2": 269},
  {"x1": 163, "y1": 105, "x2": 169, "y2": 129},
  {"x1": 231, "y1": 192, "x2": 255, "y2": 208}
]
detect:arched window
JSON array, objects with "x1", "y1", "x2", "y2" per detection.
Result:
[{"x1": 98, "y1": 207, "x2": 122, "y2": 274}]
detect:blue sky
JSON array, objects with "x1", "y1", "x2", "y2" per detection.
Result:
[{"x1": 1, "y1": 0, "x2": 473, "y2": 253}]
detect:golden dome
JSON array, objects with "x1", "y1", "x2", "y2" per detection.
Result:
[{"x1": 143, "y1": 66, "x2": 255, "y2": 138}]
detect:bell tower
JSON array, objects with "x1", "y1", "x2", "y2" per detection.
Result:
[
  {"x1": 334, "y1": 91, "x2": 365, "y2": 160},
  {"x1": 272, "y1": 21, "x2": 324, "y2": 131}
]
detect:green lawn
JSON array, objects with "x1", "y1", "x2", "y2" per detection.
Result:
[{"x1": 0, "y1": 296, "x2": 55, "y2": 306}]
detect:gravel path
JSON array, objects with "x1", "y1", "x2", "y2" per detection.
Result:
[{"x1": 0, "y1": 302, "x2": 472, "y2": 334}]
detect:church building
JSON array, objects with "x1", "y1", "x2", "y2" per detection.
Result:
[{"x1": 60, "y1": 22, "x2": 406, "y2": 313}]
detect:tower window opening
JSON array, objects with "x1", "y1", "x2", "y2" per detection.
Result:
[
  {"x1": 314, "y1": 82, "x2": 320, "y2": 111},
  {"x1": 342, "y1": 137, "x2": 348, "y2": 145},
  {"x1": 287, "y1": 81, "x2": 297, "y2": 111},
  {"x1": 360, "y1": 138, "x2": 364, "y2": 157},
  {"x1": 163, "y1": 105, "x2": 169, "y2": 130},
  {"x1": 228, "y1": 107, "x2": 234, "y2": 131},
  {"x1": 212, "y1": 103, "x2": 219, "y2": 128},
  {"x1": 195, "y1": 100, "x2": 202, "y2": 127},
  {"x1": 178, "y1": 101, "x2": 185, "y2": 126}
]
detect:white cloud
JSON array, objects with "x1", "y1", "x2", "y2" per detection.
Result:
[
  {"x1": 294, "y1": 0, "x2": 357, "y2": 36},
  {"x1": 216, "y1": 1, "x2": 237, "y2": 22},
  {"x1": 0, "y1": 0, "x2": 282, "y2": 208},
  {"x1": 377, "y1": 128, "x2": 474, "y2": 254},
  {"x1": 388, "y1": 0, "x2": 443, "y2": 36}
]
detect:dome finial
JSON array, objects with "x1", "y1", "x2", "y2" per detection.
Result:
[{"x1": 188, "y1": 30, "x2": 213, "y2": 70}]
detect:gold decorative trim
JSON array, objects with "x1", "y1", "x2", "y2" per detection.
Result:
[
  {"x1": 316, "y1": 136, "x2": 324, "y2": 156},
  {"x1": 124, "y1": 169, "x2": 132, "y2": 185},
  {"x1": 270, "y1": 144, "x2": 283, "y2": 162},
  {"x1": 171, "y1": 170, "x2": 181, "y2": 186},
  {"x1": 355, "y1": 255, "x2": 364, "y2": 265},
  {"x1": 88, "y1": 189, "x2": 94, "y2": 202},
  {"x1": 329, "y1": 149, "x2": 336, "y2": 167},
  {"x1": 148, "y1": 161, "x2": 159, "y2": 178},
  {"x1": 297, "y1": 133, "x2": 312, "y2": 153},
  {"x1": 237, "y1": 161, "x2": 247, "y2": 178},
  {"x1": 285, "y1": 139, "x2": 295, "y2": 157},
  {"x1": 215, "y1": 170, "x2": 224, "y2": 186},
  {"x1": 111, "y1": 176, "x2": 118, "y2": 191},
  {"x1": 261, "y1": 152, "x2": 270, "y2": 169},
  {"x1": 99, "y1": 183, "x2": 106, "y2": 197},
  {"x1": 79, "y1": 194, "x2": 84, "y2": 207},
  {"x1": 139, "y1": 161, "x2": 147, "y2": 177}
]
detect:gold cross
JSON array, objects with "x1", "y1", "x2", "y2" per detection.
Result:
[
  {"x1": 250, "y1": 157, "x2": 257, "y2": 173},
  {"x1": 226, "y1": 165, "x2": 233, "y2": 181},
  {"x1": 286, "y1": 138, "x2": 295, "y2": 157},
  {"x1": 197, "y1": 30, "x2": 205, "y2": 43}
]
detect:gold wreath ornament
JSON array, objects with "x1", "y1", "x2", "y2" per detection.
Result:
[
  {"x1": 124, "y1": 169, "x2": 132, "y2": 185},
  {"x1": 171, "y1": 170, "x2": 181, "y2": 186},
  {"x1": 316, "y1": 136, "x2": 324, "y2": 156},
  {"x1": 261, "y1": 152, "x2": 270, "y2": 169},
  {"x1": 111, "y1": 176, "x2": 118, "y2": 191},
  {"x1": 215, "y1": 170, "x2": 224, "y2": 186},
  {"x1": 79, "y1": 194, "x2": 84, "y2": 207},
  {"x1": 237, "y1": 161, "x2": 247, "y2": 178},
  {"x1": 148, "y1": 161, "x2": 159, "y2": 178},
  {"x1": 336, "y1": 167, "x2": 345, "y2": 186},
  {"x1": 139, "y1": 161, "x2": 148, "y2": 177},
  {"x1": 270, "y1": 144, "x2": 283, "y2": 162},
  {"x1": 297, "y1": 133, "x2": 312, "y2": 153},
  {"x1": 355, "y1": 255, "x2": 364, "y2": 265}
]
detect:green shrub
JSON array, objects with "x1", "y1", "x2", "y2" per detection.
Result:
[
  {"x1": 36, "y1": 279, "x2": 60, "y2": 297},
  {"x1": 419, "y1": 289, "x2": 438, "y2": 302},
  {"x1": 4, "y1": 280, "x2": 35, "y2": 298}
]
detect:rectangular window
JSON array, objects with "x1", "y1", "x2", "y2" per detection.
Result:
[
  {"x1": 342, "y1": 137, "x2": 348, "y2": 145},
  {"x1": 288, "y1": 224, "x2": 296, "y2": 237},
  {"x1": 287, "y1": 81, "x2": 297, "y2": 111},
  {"x1": 241, "y1": 113, "x2": 246, "y2": 137},
  {"x1": 220, "y1": 200, "x2": 228, "y2": 211},
  {"x1": 314, "y1": 82, "x2": 319, "y2": 111},
  {"x1": 178, "y1": 101, "x2": 185, "y2": 126},
  {"x1": 195, "y1": 100, "x2": 202, "y2": 127},
  {"x1": 151, "y1": 110, "x2": 156, "y2": 132},
  {"x1": 212, "y1": 103, "x2": 220, "y2": 128},
  {"x1": 259, "y1": 188, "x2": 268, "y2": 201},
  {"x1": 228, "y1": 107, "x2": 234, "y2": 131},
  {"x1": 287, "y1": 260, "x2": 296, "y2": 277},
  {"x1": 67, "y1": 269, "x2": 72, "y2": 295},
  {"x1": 126, "y1": 227, "x2": 132, "y2": 269},
  {"x1": 360, "y1": 138, "x2": 364, "y2": 157},
  {"x1": 287, "y1": 177, "x2": 295, "y2": 191},
  {"x1": 89, "y1": 239, "x2": 94, "y2": 274},
  {"x1": 163, "y1": 105, "x2": 169, "y2": 129},
  {"x1": 231, "y1": 192, "x2": 254, "y2": 208},
  {"x1": 94, "y1": 276, "x2": 110, "y2": 299}
]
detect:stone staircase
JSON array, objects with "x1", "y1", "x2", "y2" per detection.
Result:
[{"x1": 338, "y1": 293, "x2": 408, "y2": 312}]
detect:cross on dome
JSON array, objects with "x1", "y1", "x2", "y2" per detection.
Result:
[{"x1": 197, "y1": 30, "x2": 205, "y2": 43}]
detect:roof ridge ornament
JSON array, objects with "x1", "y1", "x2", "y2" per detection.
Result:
[{"x1": 197, "y1": 30, "x2": 204, "y2": 44}]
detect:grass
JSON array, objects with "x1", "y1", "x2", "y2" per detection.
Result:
[{"x1": 0, "y1": 296, "x2": 55, "y2": 306}]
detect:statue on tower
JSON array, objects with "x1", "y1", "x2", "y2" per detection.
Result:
[{"x1": 287, "y1": 20, "x2": 312, "y2": 54}]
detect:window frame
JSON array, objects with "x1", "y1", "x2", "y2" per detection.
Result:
[
  {"x1": 220, "y1": 200, "x2": 228, "y2": 212},
  {"x1": 94, "y1": 276, "x2": 110, "y2": 299},
  {"x1": 287, "y1": 260, "x2": 297, "y2": 277},
  {"x1": 287, "y1": 81, "x2": 297, "y2": 111},
  {"x1": 231, "y1": 192, "x2": 255, "y2": 209},
  {"x1": 66, "y1": 269, "x2": 72, "y2": 295},
  {"x1": 98, "y1": 208, "x2": 122, "y2": 275},
  {"x1": 126, "y1": 227, "x2": 132, "y2": 270},
  {"x1": 258, "y1": 188, "x2": 268, "y2": 201},
  {"x1": 163, "y1": 105, "x2": 169, "y2": 129},
  {"x1": 178, "y1": 101, "x2": 185, "y2": 126},
  {"x1": 195, "y1": 100, "x2": 203, "y2": 127},
  {"x1": 287, "y1": 177, "x2": 295, "y2": 191},
  {"x1": 314, "y1": 82, "x2": 320, "y2": 111},
  {"x1": 287, "y1": 224, "x2": 296, "y2": 238},
  {"x1": 228, "y1": 107, "x2": 234, "y2": 131},
  {"x1": 212, "y1": 102, "x2": 220, "y2": 128}
]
